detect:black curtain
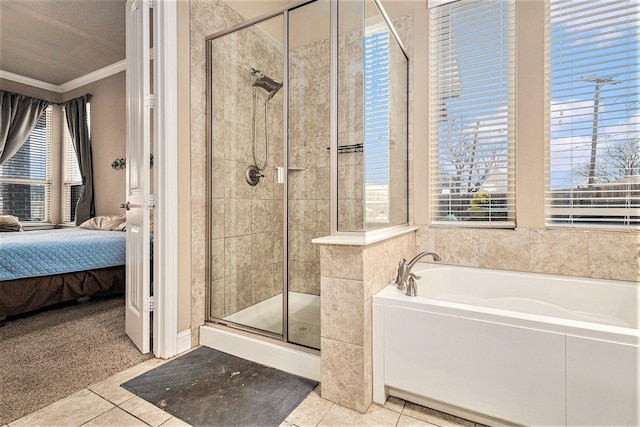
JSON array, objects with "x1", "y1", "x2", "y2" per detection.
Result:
[
  {"x1": 0, "y1": 91, "x2": 51, "y2": 165},
  {"x1": 63, "y1": 94, "x2": 94, "y2": 225}
]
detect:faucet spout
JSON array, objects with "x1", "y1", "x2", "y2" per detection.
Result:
[{"x1": 407, "y1": 251, "x2": 441, "y2": 269}]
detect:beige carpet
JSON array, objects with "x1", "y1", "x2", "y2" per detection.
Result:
[{"x1": 0, "y1": 295, "x2": 153, "y2": 424}]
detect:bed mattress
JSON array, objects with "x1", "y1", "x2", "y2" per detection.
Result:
[{"x1": 0, "y1": 229, "x2": 126, "y2": 281}]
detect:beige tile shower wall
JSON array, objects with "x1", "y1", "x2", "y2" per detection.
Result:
[
  {"x1": 337, "y1": 21, "x2": 365, "y2": 231},
  {"x1": 213, "y1": 21, "x2": 285, "y2": 318},
  {"x1": 318, "y1": 231, "x2": 416, "y2": 413},
  {"x1": 288, "y1": 38, "x2": 331, "y2": 296},
  {"x1": 416, "y1": 227, "x2": 640, "y2": 282}
]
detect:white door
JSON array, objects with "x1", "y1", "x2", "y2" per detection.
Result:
[{"x1": 124, "y1": 0, "x2": 152, "y2": 354}]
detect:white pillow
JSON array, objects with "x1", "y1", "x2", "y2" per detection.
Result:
[
  {"x1": 79, "y1": 214, "x2": 126, "y2": 231},
  {"x1": 0, "y1": 215, "x2": 23, "y2": 232}
]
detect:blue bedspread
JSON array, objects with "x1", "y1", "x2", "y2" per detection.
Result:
[{"x1": 0, "y1": 228, "x2": 126, "y2": 281}]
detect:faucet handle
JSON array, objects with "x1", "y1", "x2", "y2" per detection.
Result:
[
  {"x1": 406, "y1": 273, "x2": 419, "y2": 297},
  {"x1": 395, "y1": 258, "x2": 408, "y2": 290}
]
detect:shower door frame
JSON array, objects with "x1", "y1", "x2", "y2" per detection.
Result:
[{"x1": 205, "y1": 0, "x2": 321, "y2": 346}]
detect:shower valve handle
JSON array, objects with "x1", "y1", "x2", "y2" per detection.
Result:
[{"x1": 245, "y1": 165, "x2": 264, "y2": 186}]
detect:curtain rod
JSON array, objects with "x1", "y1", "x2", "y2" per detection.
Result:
[
  {"x1": 59, "y1": 93, "x2": 92, "y2": 106},
  {"x1": 0, "y1": 89, "x2": 92, "y2": 106}
]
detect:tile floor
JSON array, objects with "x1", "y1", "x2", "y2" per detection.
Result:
[{"x1": 5, "y1": 352, "x2": 483, "y2": 427}]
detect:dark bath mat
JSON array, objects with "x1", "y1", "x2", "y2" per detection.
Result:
[{"x1": 121, "y1": 346, "x2": 318, "y2": 427}]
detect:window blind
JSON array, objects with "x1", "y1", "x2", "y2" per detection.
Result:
[
  {"x1": 0, "y1": 106, "x2": 52, "y2": 222},
  {"x1": 62, "y1": 104, "x2": 88, "y2": 223},
  {"x1": 546, "y1": 0, "x2": 640, "y2": 229},
  {"x1": 364, "y1": 28, "x2": 390, "y2": 224},
  {"x1": 429, "y1": 0, "x2": 516, "y2": 227}
]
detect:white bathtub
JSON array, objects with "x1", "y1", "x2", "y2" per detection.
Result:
[{"x1": 372, "y1": 263, "x2": 639, "y2": 427}]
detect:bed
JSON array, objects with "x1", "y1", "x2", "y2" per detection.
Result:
[{"x1": 0, "y1": 228, "x2": 126, "y2": 319}]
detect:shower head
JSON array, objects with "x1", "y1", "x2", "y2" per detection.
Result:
[
  {"x1": 253, "y1": 76, "x2": 283, "y2": 98},
  {"x1": 250, "y1": 68, "x2": 282, "y2": 101}
]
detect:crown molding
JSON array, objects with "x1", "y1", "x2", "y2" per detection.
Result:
[
  {"x1": 58, "y1": 59, "x2": 126, "y2": 93},
  {"x1": 0, "y1": 70, "x2": 60, "y2": 92},
  {"x1": 0, "y1": 59, "x2": 126, "y2": 94}
]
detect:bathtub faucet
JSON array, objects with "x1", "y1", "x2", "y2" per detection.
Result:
[
  {"x1": 408, "y1": 250, "x2": 441, "y2": 268},
  {"x1": 395, "y1": 251, "x2": 441, "y2": 293}
]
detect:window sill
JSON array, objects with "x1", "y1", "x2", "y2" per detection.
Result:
[
  {"x1": 56, "y1": 223, "x2": 78, "y2": 229},
  {"x1": 22, "y1": 223, "x2": 55, "y2": 231}
]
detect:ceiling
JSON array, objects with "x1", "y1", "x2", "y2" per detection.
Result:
[{"x1": 0, "y1": 0, "x2": 126, "y2": 86}]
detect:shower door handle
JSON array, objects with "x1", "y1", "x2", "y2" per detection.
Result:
[{"x1": 277, "y1": 167, "x2": 285, "y2": 184}]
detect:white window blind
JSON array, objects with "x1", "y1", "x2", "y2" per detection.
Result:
[
  {"x1": 62, "y1": 103, "x2": 89, "y2": 223},
  {"x1": 430, "y1": 0, "x2": 516, "y2": 227},
  {"x1": 364, "y1": 28, "x2": 390, "y2": 224},
  {"x1": 546, "y1": 0, "x2": 640, "y2": 229},
  {"x1": 0, "y1": 106, "x2": 52, "y2": 222}
]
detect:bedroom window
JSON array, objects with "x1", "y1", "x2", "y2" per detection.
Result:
[
  {"x1": 0, "y1": 105, "x2": 53, "y2": 222},
  {"x1": 429, "y1": 0, "x2": 516, "y2": 227},
  {"x1": 546, "y1": 0, "x2": 640, "y2": 229},
  {"x1": 62, "y1": 103, "x2": 89, "y2": 223}
]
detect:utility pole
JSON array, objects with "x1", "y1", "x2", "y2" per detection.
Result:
[{"x1": 578, "y1": 76, "x2": 620, "y2": 186}]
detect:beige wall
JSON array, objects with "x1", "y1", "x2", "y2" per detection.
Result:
[
  {"x1": 1, "y1": 73, "x2": 126, "y2": 221},
  {"x1": 379, "y1": 0, "x2": 427, "y2": 228},
  {"x1": 62, "y1": 71, "x2": 126, "y2": 218}
]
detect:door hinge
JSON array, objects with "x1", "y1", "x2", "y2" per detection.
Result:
[
  {"x1": 145, "y1": 0, "x2": 154, "y2": 8},
  {"x1": 144, "y1": 296, "x2": 154, "y2": 313},
  {"x1": 145, "y1": 93, "x2": 154, "y2": 109},
  {"x1": 145, "y1": 195, "x2": 155, "y2": 209}
]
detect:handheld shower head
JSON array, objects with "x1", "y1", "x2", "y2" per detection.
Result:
[
  {"x1": 250, "y1": 68, "x2": 282, "y2": 101},
  {"x1": 253, "y1": 76, "x2": 283, "y2": 100}
]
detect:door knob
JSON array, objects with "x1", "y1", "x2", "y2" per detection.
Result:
[{"x1": 120, "y1": 201, "x2": 131, "y2": 211}]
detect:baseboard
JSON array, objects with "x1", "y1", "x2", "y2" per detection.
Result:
[
  {"x1": 176, "y1": 329, "x2": 192, "y2": 354},
  {"x1": 199, "y1": 324, "x2": 321, "y2": 381}
]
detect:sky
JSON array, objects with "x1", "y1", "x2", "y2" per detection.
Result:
[{"x1": 548, "y1": 0, "x2": 640, "y2": 190}]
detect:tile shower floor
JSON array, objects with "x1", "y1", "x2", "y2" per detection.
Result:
[{"x1": 5, "y1": 352, "x2": 484, "y2": 427}]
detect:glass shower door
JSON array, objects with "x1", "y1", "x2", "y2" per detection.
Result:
[
  {"x1": 207, "y1": 0, "x2": 330, "y2": 350},
  {"x1": 208, "y1": 14, "x2": 286, "y2": 338},
  {"x1": 286, "y1": 0, "x2": 330, "y2": 350}
]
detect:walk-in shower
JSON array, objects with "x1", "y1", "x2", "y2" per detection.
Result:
[{"x1": 206, "y1": 0, "x2": 408, "y2": 351}]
